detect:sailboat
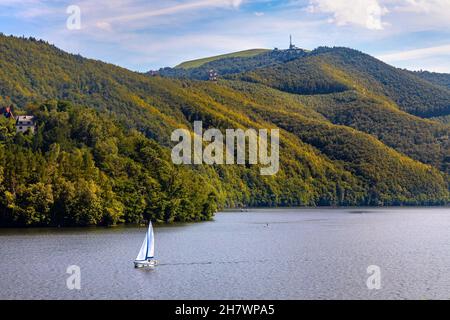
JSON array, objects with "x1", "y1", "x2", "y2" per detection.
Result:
[{"x1": 134, "y1": 222, "x2": 158, "y2": 268}]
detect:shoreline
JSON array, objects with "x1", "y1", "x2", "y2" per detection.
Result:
[{"x1": 1, "y1": 205, "x2": 449, "y2": 229}]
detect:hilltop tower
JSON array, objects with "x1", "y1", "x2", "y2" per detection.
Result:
[{"x1": 289, "y1": 35, "x2": 298, "y2": 50}]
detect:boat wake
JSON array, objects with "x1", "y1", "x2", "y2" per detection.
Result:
[{"x1": 158, "y1": 259, "x2": 271, "y2": 266}]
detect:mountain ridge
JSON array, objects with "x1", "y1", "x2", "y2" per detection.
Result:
[
  {"x1": 160, "y1": 46, "x2": 450, "y2": 119},
  {"x1": 174, "y1": 49, "x2": 270, "y2": 69}
]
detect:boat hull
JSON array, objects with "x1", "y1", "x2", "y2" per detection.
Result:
[{"x1": 134, "y1": 259, "x2": 158, "y2": 268}]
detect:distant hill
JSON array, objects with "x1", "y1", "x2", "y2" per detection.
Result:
[
  {"x1": 158, "y1": 48, "x2": 308, "y2": 80},
  {"x1": 158, "y1": 46, "x2": 450, "y2": 172},
  {"x1": 162, "y1": 46, "x2": 450, "y2": 119},
  {"x1": 305, "y1": 47, "x2": 450, "y2": 118},
  {"x1": 411, "y1": 70, "x2": 450, "y2": 89},
  {"x1": 0, "y1": 34, "x2": 449, "y2": 226},
  {"x1": 175, "y1": 49, "x2": 270, "y2": 69}
]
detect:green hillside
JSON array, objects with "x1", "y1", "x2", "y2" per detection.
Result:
[
  {"x1": 159, "y1": 48, "x2": 307, "y2": 80},
  {"x1": 0, "y1": 35, "x2": 448, "y2": 226},
  {"x1": 412, "y1": 70, "x2": 450, "y2": 89},
  {"x1": 223, "y1": 80, "x2": 449, "y2": 173},
  {"x1": 174, "y1": 49, "x2": 270, "y2": 69},
  {"x1": 227, "y1": 47, "x2": 450, "y2": 119},
  {"x1": 162, "y1": 46, "x2": 450, "y2": 119}
]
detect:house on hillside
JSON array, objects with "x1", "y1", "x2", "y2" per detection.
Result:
[{"x1": 16, "y1": 115, "x2": 36, "y2": 134}]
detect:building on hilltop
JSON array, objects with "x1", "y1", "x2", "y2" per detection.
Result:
[{"x1": 16, "y1": 115, "x2": 36, "y2": 134}]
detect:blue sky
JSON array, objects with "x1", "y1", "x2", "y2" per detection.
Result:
[{"x1": 0, "y1": 0, "x2": 449, "y2": 72}]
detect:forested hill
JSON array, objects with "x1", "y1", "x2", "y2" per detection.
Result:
[
  {"x1": 412, "y1": 70, "x2": 450, "y2": 90},
  {"x1": 157, "y1": 48, "x2": 308, "y2": 80},
  {"x1": 163, "y1": 46, "x2": 450, "y2": 119},
  {"x1": 0, "y1": 34, "x2": 449, "y2": 227}
]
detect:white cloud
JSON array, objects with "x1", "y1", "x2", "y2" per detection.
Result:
[
  {"x1": 95, "y1": 21, "x2": 112, "y2": 31},
  {"x1": 376, "y1": 43, "x2": 450, "y2": 73},
  {"x1": 388, "y1": 0, "x2": 450, "y2": 29},
  {"x1": 306, "y1": 0, "x2": 450, "y2": 31},
  {"x1": 308, "y1": 0, "x2": 388, "y2": 30},
  {"x1": 377, "y1": 44, "x2": 450, "y2": 62},
  {"x1": 392, "y1": 0, "x2": 450, "y2": 14},
  {"x1": 100, "y1": 0, "x2": 244, "y2": 24},
  {"x1": 231, "y1": 0, "x2": 243, "y2": 7}
]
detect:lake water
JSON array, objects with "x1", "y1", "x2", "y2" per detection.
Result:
[{"x1": 1, "y1": 208, "x2": 450, "y2": 300}]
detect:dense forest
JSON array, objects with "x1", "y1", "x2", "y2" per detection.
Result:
[
  {"x1": 0, "y1": 34, "x2": 449, "y2": 226},
  {"x1": 412, "y1": 70, "x2": 450, "y2": 90},
  {"x1": 161, "y1": 46, "x2": 450, "y2": 119},
  {"x1": 221, "y1": 47, "x2": 450, "y2": 119},
  {"x1": 0, "y1": 102, "x2": 220, "y2": 226},
  {"x1": 158, "y1": 49, "x2": 308, "y2": 80}
]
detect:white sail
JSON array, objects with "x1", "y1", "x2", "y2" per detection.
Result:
[
  {"x1": 135, "y1": 232, "x2": 148, "y2": 261},
  {"x1": 147, "y1": 222, "x2": 155, "y2": 258},
  {"x1": 135, "y1": 222, "x2": 154, "y2": 261}
]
